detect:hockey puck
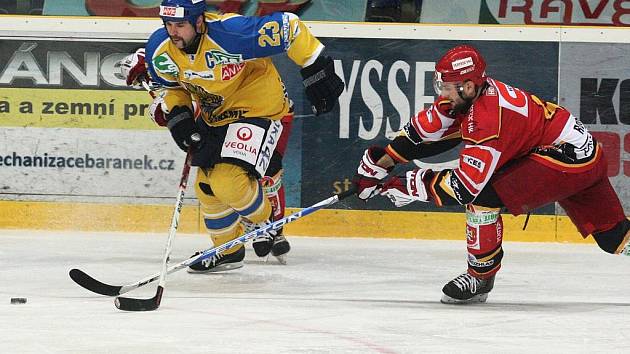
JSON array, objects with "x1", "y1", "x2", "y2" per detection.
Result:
[{"x1": 10, "y1": 297, "x2": 27, "y2": 304}]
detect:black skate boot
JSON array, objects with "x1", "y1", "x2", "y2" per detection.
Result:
[
  {"x1": 270, "y1": 230, "x2": 291, "y2": 265},
  {"x1": 241, "y1": 218, "x2": 273, "y2": 257},
  {"x1": 187, "y1": 245, "x2": 245, "y2": 273},
  {"x1": 252, "y1": 226, "x2": 278, "y2": 258},
  {"x1": 441, "y1": 273, "x2": 495, "y2": 304}
]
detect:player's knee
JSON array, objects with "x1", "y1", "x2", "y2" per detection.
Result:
[
  {"x1": 592, "y1": 219, "x2": 630, "y2": 254},
  {"x1": 472, "y1": 184, "x2": 504, "y2": 209},
  {"x1": 208, "y1": 163, "x2": 271, "y2": 223}
]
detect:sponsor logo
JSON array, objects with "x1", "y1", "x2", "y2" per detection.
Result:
[
  {"x1": 237, "y1": 126, "x2": 253, "y2": 141},
  {"x1": 205, "y1": 50, "x2": 243, "y2": 69},
  {"x1": 184, "y1": 70, "x2": 214, "y2": 80},
  {"x1": 207, "y1": 109, "x2": 248, "y2": 124},
  {"x1": 466, "y1": 226, "x2": 480, "y2": 250},
  {"x1": 256, "y1": 120, "x2": 283, "y2": 175},
  {"x1": 159, "y1": 6, "x2": 184, "y2": 18},
  {"x1": 462, "y1": 154, "x2": 485, "y2": 172},
  {"x1": 466, "y1": 106, "x2": 475, "y2": 133},
  {"x1": 281, "y1": 13, "x2": 294, "y2": 50},
  {"x1": 221, "y1": 123, "x2": 265, "y2": 166},
  {"x1": 446, "y1": 173, "x2": 463, "y2": 202},
  {"x1": 486, "y1": 86, "x2": 497, "y2": 96},
  {"x1": 451, "y1": 57, "x2": 473, "y2": 70},
  {"x1": 467, "y1": 211, "x2": 499, "y2": 225},
  {"x1": 360, "y1": 160, "x2": 379, "y2": 177},
  {"x1": 467, "y1": 120, "x2": 476, "y2": 133},
  {"x1": 460, "y1": 66, "x2": 475, "y2": 75},
  {"x1": 468, "y1": 254, "x2": 494, "y2": 268},
  {"x1": 153, "y1": 53, "x2": 179, "y2": 75},
  {"x1": 221, "y1": 63, "x2": 245, "y2": 81},
  {"x1": 573, "y1": 119, "x2": 586, "y2": 134},
  {"x1": 497, "y1": 220, "x2": 503, "y2": 243},
  {"x1": 223, "y1": 141, "x2": 258, "y2": 155}
]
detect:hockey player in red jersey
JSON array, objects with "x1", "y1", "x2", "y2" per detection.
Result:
[{"x1": 354, "y1": 44, "x2": 630, "y2": 304}]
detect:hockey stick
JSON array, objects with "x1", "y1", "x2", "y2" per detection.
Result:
[
  {"x1": 69, "y1": 188, "x2": 355, "y2": 301},
  {"x1": 113, "y1": 150, "x2": 192, "y2": 311}
]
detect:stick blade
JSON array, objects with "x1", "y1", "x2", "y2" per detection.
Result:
[
  {"x1": 114, "y1": 286, "x2": 163, "y2": 312},
  {"x1": 69, "y1": 269, "x2": 123, "y2": 296}
]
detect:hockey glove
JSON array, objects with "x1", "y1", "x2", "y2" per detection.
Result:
[
  {"x1": 167, "y1": 106, "x2": 204, "y2": 152},
  {"x1": 300, "y1": 55, "x2": 344, "y2": 116},
  {"x1": 353, "y1": 146, "x2": 393, "y2": 201},
  {"x1": 149, "y1": 91, "x2": 168, "y2": 127},
  {"x1": 380, "y1": 169, "x2": 433, "y2": 207},
  {"x1": 119, "y1": 48, "x2": 149, "y2": 88}
]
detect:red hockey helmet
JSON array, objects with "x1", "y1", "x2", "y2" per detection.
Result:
[{"x1": 433, "y1": 45, "x2": 486, "y2": 96}]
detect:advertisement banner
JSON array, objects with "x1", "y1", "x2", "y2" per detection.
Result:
[
  {"x1": 0, "y1": 127, "x2": 185, "y2": 201},
  {"x1": 273, "y1": 39, "x2": 560, "y2": 213},
  {"x1": 4, "y1": 32, "x2": 625, "y2": 216},
  {"x1": 40, "y1": 0, "x2": 367, "y2": 21},
  {"x1": 558, "y1": 42, "x2": 630, "y2": 211},
  {"x1": 421, "y1": 0, "x2": 630, "y2": 26},
  {"x1": 0, "y1": 38, "x2": 183, "y2": 203},
  {"x1": 0, "y1": 87, "x2": 156, "y2": 129}
]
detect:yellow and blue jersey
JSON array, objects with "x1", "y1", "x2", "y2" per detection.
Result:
[{"x1": 146, "y1": 12, "x2": 323, "y2": 127}]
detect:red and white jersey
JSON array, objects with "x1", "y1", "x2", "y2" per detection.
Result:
[
  {"x1": 423, "y1": 78, "x2": 598, "y2": 206},
  {"x1": 408, "y1": 97, "x2": 462, "y2": 142}
]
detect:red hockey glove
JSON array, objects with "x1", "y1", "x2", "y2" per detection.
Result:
[
  {"x1": 149, "y1": 91, "x2": 168, "y2": 127},
  {"x1": 353, "y1": 146, "x2": 393, "y2": 201},
  {"x1": 119, "y1": 48, "x2": 148, "y2": 88},
  {"x1": 380, "y1": 169, "x2": 432, "y2": 207}
]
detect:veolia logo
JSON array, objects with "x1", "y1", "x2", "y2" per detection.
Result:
[{"x1": 236, "y1": 127, "x2": 253, "y2": 141}]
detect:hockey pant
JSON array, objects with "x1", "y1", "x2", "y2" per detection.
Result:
[
  {"x1": 469, "y1": 149, "x2": 629, "y2": 276},
  {"x1": 196, "y1": 163, "x2": 272, "y2": 255},
  {"x1": 196, "y1": 113, "x2": 293, "y2": 251}
]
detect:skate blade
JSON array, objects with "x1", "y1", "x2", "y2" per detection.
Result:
[
  {"x1": 440, "y1": 293, "x2": 488, "y2": 304},
  {"x1": 187, "y1": 261, "x2": 244, "y2": 274},
  {"x1": 274, "y1": 253, "x2": 287, "y2": 265}
]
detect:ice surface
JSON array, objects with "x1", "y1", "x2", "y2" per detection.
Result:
[{"x1": 1, "y1": 230, "x2": 630, "y2": 353}]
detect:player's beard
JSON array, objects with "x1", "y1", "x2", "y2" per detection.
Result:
[
  {"x1": 452, "y1": 96, "x2": 474, "y2": 114},
  {"x1": 171, "y1": 33, "x2": 202, "y2": 54},
  {"x1": 170, "y1": 35, "x2": 189, "y2": 49}
]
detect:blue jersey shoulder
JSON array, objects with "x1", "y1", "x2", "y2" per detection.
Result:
[
  {"x1": 206, "y1": 12, "x2": 288, "y2": 60},
  {"x1": 145, "y1": 28, "x2": 178, "y2": 87}
]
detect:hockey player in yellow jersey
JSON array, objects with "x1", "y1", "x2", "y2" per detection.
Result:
[{"x1": 144, "y1": 0, "x2": 343, "y2": 272}]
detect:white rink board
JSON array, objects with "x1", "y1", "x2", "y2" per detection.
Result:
[{"x1": 0, "y1": 127, "x2": 189, "y2": 202}]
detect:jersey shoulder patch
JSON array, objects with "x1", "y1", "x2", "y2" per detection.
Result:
[
  {"x1": 145, "y1": 28, "x2": 179, "y2": 87},
  {"x1": 460, "y1": 94, "x2": 501, "y2": 144}
]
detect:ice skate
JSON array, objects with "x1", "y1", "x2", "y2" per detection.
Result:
[
  {"x1": 271, "y1": 232, "x2": 291, "y2": 264},
  {"x1": 187, "y1": 246, "x2": 245, "y2": 273},
  {"x1": 440, "y1": 273, "x2": 495, "y2": 304},
  {"x1": 252, "y1": 228, "x2": 277, "y2": 258}
]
